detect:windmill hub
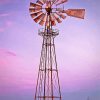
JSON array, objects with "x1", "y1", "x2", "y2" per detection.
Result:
[{"x1": 45, "y1": 7, "x2": 52, "y2": 14}]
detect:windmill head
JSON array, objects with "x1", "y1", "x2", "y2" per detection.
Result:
[{"x1": 29, "y1": 0, "x2": 85, "y2": 27}]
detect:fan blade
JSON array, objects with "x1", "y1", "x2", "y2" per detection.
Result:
[
  {"x1": 29, "y1": 8, "x2": 42, "y2": 13},
  {"x1": 56, "y1": 12, "x2": 66, "y2": 19},
  {"x1": 53, "y1": 0, "x2": 59, "y2": 5},
  {"x1": 51, "y1": 0, "x2": 55, "y2": 5},
  {"x1": 34, "y1": 13, "x2": 45, "y2": 23},
  {"x1": 56, "y1": 8, "x2": 64, "y2": 12},
  {"x1": 46, "y1": 1, "x2": 51, "y2": 8},
  {"x1": 39, "y1": 14, "x2": 47, "y2": 26},
  {"x1": 65, "y1": 9, "x2": 85, "y2": 19},
  {"x1": 52, "y1": 13, "x2": 62, "y2": 23},
  {"x1": 30, "y1": 11, "x2": 43, "y2": 19},
  {"x1": 45, "y1": 15, "x2": 50, "y2": 27},
  {"x1": 36, "y1": 0, "x2": 44, "y2": 5},
  {"x1": 30, "y1": 2, "x2": 42, "y2": 8},
  {"x1": 56, "y1": 0, "x2": 68, "y2": 5},
  {"x1": 50, "y1": 14, "x2": 56, "y2": 26},
  {"x1": 42, "y1": 0, "x2": 46, "y2": 4}
]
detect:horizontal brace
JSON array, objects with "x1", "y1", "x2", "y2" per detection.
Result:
[
  {"x1": 43, "y1": 43, "x2": 54, "y2": 46},
  {"x1": 36, "y1": 96, "x2": 61, "y2": 98},
  {"x1": 39, "y1": 69, "x2": 58, "y2": 71}
]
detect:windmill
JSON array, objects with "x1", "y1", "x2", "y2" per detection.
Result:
[{"x1": 29, "y1": 0, "x2": 85, "y2": 100}]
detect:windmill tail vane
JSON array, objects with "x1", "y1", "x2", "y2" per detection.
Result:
[{"x1": 29, "y1": 0, "x2": 85, "y2": 100}]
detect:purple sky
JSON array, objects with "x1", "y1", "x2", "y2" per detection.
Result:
[{"x1": 0, "y1": 0, "x2": 100, "y2": 100}]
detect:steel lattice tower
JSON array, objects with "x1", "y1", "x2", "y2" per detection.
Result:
[
  {"x1": 35, "y1": 28, "x2": 61, "y2": 100},
  {"x1": 29, "y1": 0, "x2": 85, "y2": 100}
]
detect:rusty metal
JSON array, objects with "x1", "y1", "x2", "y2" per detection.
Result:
[
  {"x1": 29, "y1": 8, "x2": 42, "y2": 13},
  {"x1": 52, "y1": 13, "x2": 62, "y2": 23},
  {"x1": 37, "y1": 0, "x2": 44, "y2": 5},
  {"x1": 56, "y1": 0, "x2": 68, "y2": 6},
  {"x1": 56, "y1": 12, "x2": 66, "y2": 19},
  {"x1": 50, "y1": 14, "x2": 56, "y2": 26},
  {"x1": 65, "y1": 9, "x2": 85, "y2": 19},
  {"x1": 30, "y1": 2, "x2": 42, "y2": 8},
  {"x1": 34, "y1": 13, "x2": 45, "y2": 23},
  {"x1": 39, "y1": 14, "x2": 47, "y2": 26},
  {"x1": 30, "y1": 11, "x2": 43, "y2": 19}
]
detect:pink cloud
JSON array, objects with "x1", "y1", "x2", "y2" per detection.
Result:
[
  {"x1": 0, "y1": 48, "x2": 35, "y2": 94},
  {"x1": 0, "y1": 13, "x2": 13, "y2": 32},
  {"x1": 0, "y1": 28, "x2": 4, "y2": 32},
  {"x1": 6, "y1": 20, "x2": 13, "y2": 27},
  {"x1": 0, "y1": 48, "x2": 16, "y2": 56},
  {"x1": 6, "y1": 51, "x2": 16, "y2": 56},
  {"x1": 0, "y1": 13, "x2": 10, "y2": 17},
  {"x1": 0, "y1": 20, "x2": 13, "y2": 33}
]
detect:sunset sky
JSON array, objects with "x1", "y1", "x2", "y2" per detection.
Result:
[{"x1": 0, "y1": 0, "x2": 100, "y2": 100}]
